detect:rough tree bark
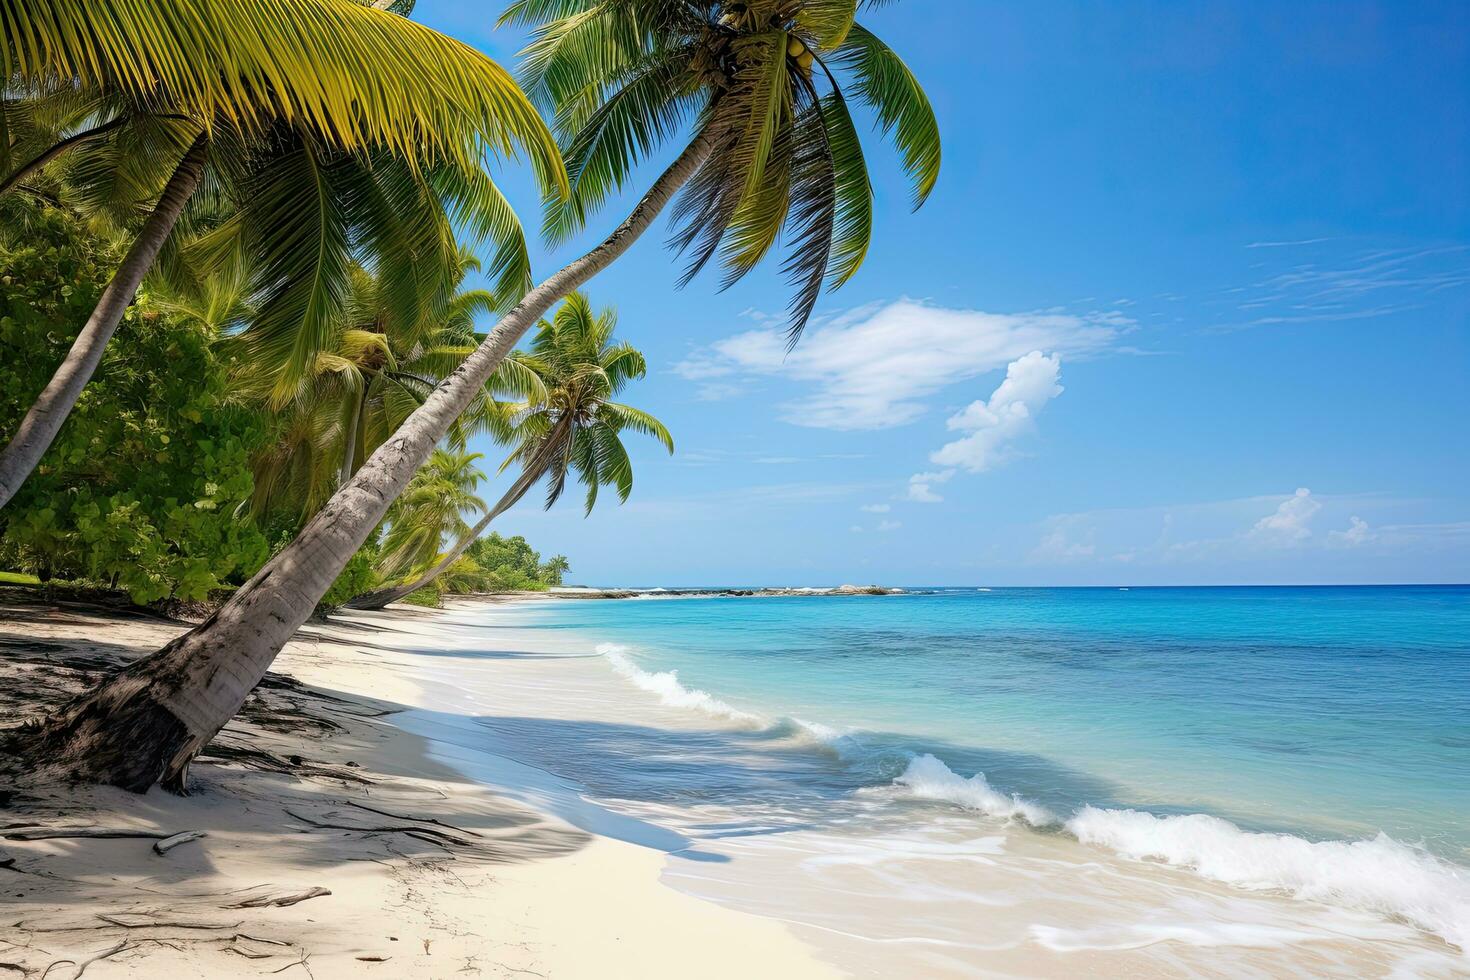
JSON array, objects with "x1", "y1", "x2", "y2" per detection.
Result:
[
  {"x1": 24, "y1": 135, "x2": 713, "y2": 792},
  {"x1": 0, "y1": 135, "x2": 209, "y2": 509}
]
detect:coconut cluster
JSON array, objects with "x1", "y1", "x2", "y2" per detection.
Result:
[{"x1": 787, "y1": 36, "x2": 815, "y2": 74}]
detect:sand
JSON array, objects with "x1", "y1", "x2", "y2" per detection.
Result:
[{"x1": 0, "y1": 591, "x2": 839, "y2": 979}]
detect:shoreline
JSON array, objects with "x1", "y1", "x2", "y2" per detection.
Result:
[
  {"x1": 5, "y1": 587, "x2": 1465, "y2": 977},
  {"x1": 0, "y1": 590, "x2": 838, "y2": 979}
]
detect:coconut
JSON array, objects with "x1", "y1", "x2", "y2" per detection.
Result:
[
  {"x1": 797, "y1": 50, "x2": 815, "y2": 71},
  {"x1": 787, "y1": 37, "x2": 804, "y2": 57}
]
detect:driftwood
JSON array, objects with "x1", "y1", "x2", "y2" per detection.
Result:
[
  {"x1": 283, "y1": 808, "x2": 472, "y2": 847},
  {"x1": 229, "y1": 887, "x2": 331, "y2": 909},
  {"x1": 95, "y1": 912, "x2": 242, "y2": 931},
  {"x1": 343, "y1": 800, "x2": 482, "y2": 838},
  {"x1": 226, "y1": 934, "x2": 294, "y2": 960},
  {"x1": 40, "y1": 939, "x2": 133, "y2": 980},
  {"x1": 4, "y1": 827, "x2": 169, "y2": 842},
  {"x1": 152, "y1": 831, "x2": 206, "y2": 855}
]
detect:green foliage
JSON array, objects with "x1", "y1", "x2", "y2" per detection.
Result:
[
  {"x1": 320, "y1": 543, "x2": 383, "y2": 609},
  {"x1": 376, "y1": 449, "x2": 487, "y2": 580},
  {"x1": 459, "y1": 532, "x2": 567, "y2": 593},
  {"x1": 0, "y1": 205, "x2": 270, "y2": 603},
  {"x1": 400, "y1": 585, "x2": 443, "y2": 607},
  {"x1": 505, "y1": 0, "x2": 941, "y2": 337}
]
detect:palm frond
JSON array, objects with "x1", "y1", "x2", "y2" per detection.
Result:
[
  {"x1": 833, "y1": 23, "x2": 940, "y2": 207},
  {"x1": 2, "y1": 0, "x2": 568, "y2": 196},
  {"x1": 600, "y1": 401, "x2": 674, "y2": 453}
]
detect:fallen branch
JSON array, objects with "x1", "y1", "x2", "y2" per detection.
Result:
[
  {"x1": 95, "y1": 912, "x2": 242, "y2": 931},
  {"x1": 4, "y1": 828, "x2": 168, "y2": 842},
  {"x1": 152, "y1": 831, "x2": 206, "y2": 855},
  {"x1": 41, "y1": 939, "x2": 133, "y2": 980},
  {"x1": 229, "y1": 887, "x2": 331, "y2": 909},
  {"x1": 343, "y1": 801, "x2": 482, "y2": 838},
  {"x1": 283, "y1": 808, "x2": 471, "y2": 847},
  {"x1": 268, "y1": 949, "x2": 313, "y2": 977}
]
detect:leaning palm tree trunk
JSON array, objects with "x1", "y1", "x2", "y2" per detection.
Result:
[
  {"x1": 25, "y1": 134, "x2": 712, "y2": 792},
  {"x1": 0, "y1": 114, "x2": 130, "y2": 198},
  {"x1": 0, "y1": 135, "x2": 208, "y2": 509},
  {"x1": 348, "y1": 417, "x2": 571, "y2": 609}
]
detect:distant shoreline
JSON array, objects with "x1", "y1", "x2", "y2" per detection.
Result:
[{"x1": 457, "y1": 584, "x2": 907, "y2": 602}]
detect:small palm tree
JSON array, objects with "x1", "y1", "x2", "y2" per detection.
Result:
[
  {"x1": 243, "y1": 259, "x2": 545, "y2": 524},
  {"x1": 351, "y1": 292, "x2": 671, "y2": 607},
  {"x1": 0, "y1": 0, "x2": 564, "y2": 508},
  {"x1": 375, "y1": 449, "x2": 489, "y2": 581}
]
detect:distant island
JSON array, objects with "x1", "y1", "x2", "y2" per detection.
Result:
[{"x1": 534, "y1": 584, "x2": 905, "y2": 600}]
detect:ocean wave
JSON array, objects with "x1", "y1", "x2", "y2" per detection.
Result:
[
  {"x1": 598, "y1": 643, "x2": 760, "y2": 723},
  {"x1": 892, "y1": 754, "x2": 1469, "y2": 952},
  {"x1": 596, "y1": 643, "x2": 1469, "y2": 952},
  {"x1": 1067, "y1": 806, "x2": 1470, "y2": 952},
  {"x1": 894, "y1": 754, "x2": 1060, "y2": 827}
]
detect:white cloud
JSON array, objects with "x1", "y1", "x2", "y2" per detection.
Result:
[
  {"x1": 1329, "y1": 515, "x2": 1374, "y2": 546},
  {"x1": 849, "y1": 524, "x2": 864, "y2": 533},
  {"x1": 1032, "y1": 523, "x2": 1096, "y2": 562},
  {"x1": 1249, "y1": 488, "x2": 1321, "y2": 544},
  {"x1": 906, "y1": 470, "x2": 954, "y2": 503},
  {"x1": 930, "y1": 351, "x2": 1064, "y2": 472},
  {"x1": 877, "y1": 520, "x2": 902, "y2": 533},
  {"x1": 899, "y1": 351, "x2": 1065, "y2": 503},
  {"x1": 672, "y1": 298, "x2": 1122, "y2": 431},
  {"x1": 860, "y1": 503, "x2": 891, "y2": 513}
]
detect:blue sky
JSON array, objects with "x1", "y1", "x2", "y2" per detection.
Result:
[{"x1": 417, "y1": 0, "x2": 1469, "y2": 586}]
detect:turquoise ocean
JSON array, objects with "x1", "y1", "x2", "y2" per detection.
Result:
[{"x1": 424, "y1": 585, "x2": 1470, "y2": 969}]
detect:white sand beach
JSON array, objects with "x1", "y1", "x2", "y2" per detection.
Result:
[{"x1": 0, "y1": 591, "x2": 838, "y2": 979}]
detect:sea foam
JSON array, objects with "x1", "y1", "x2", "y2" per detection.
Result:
[
  {"x1": 597, "y1": 642, "x2": 1470, "y2": 953},
  {"x1": 892, "y1": 754, "x2": 1470, "y2": 952},
  {"x1": 598, "y1": 643, "x2": 760, "y2": 723},
  {"x1": 895, "y1": 754, "x2": 1059, "y2": 827},
  {"x1": 1066, "y1": 806, "x2": 1470, "y2": 952}
]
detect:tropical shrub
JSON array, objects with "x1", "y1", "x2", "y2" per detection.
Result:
[
  {"x1": 0, "y1": 205, "x2": 269, "y2": 603},
  {"x1": 320, "y1": 543, "x2": 383, "y2": 610},
  {"x1": 463, "y1": 532, "x2": 568, "y2": 592}
]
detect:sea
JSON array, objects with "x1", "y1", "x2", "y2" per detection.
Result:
[{"x1": 397, "y1": 585, "x2": 1470, "y2": 977}]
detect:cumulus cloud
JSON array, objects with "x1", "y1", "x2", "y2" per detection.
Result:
[
  {"x1": 1249, "y1": 488, "x2": 1321, "y2": 544},
  {"x1": 672, "y1": 299, "x2": 1122, "y2": 430},
  {"x1": 930, "y1": 351, "x2": 1064, "y2": 472},
  {"x1": 1329, "y1": 515, "x2": 1374, "y2": 546},
  {"x1": 899, "y1": 351, "x2": 1065, "y2": 503},
  {"x1": 906, "y1": 470, "x2": 954, "y2": 503}
]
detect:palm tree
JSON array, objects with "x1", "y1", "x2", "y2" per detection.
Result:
[
  {"x1": 351, "y1": 292, "x2": 671, "y2": 608},
  {"x1": 0, "y1": 0, "x2": 564, "y2": 508},
  {"x1": 244, "y1": 260, "x2": 545, "y2": 524},
  {"x1": 375, "y1": 449, "x2": 490, "y2": 582},
  {"x1": 30, "y1": 0, "x2": 938, "y2": 792}
]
